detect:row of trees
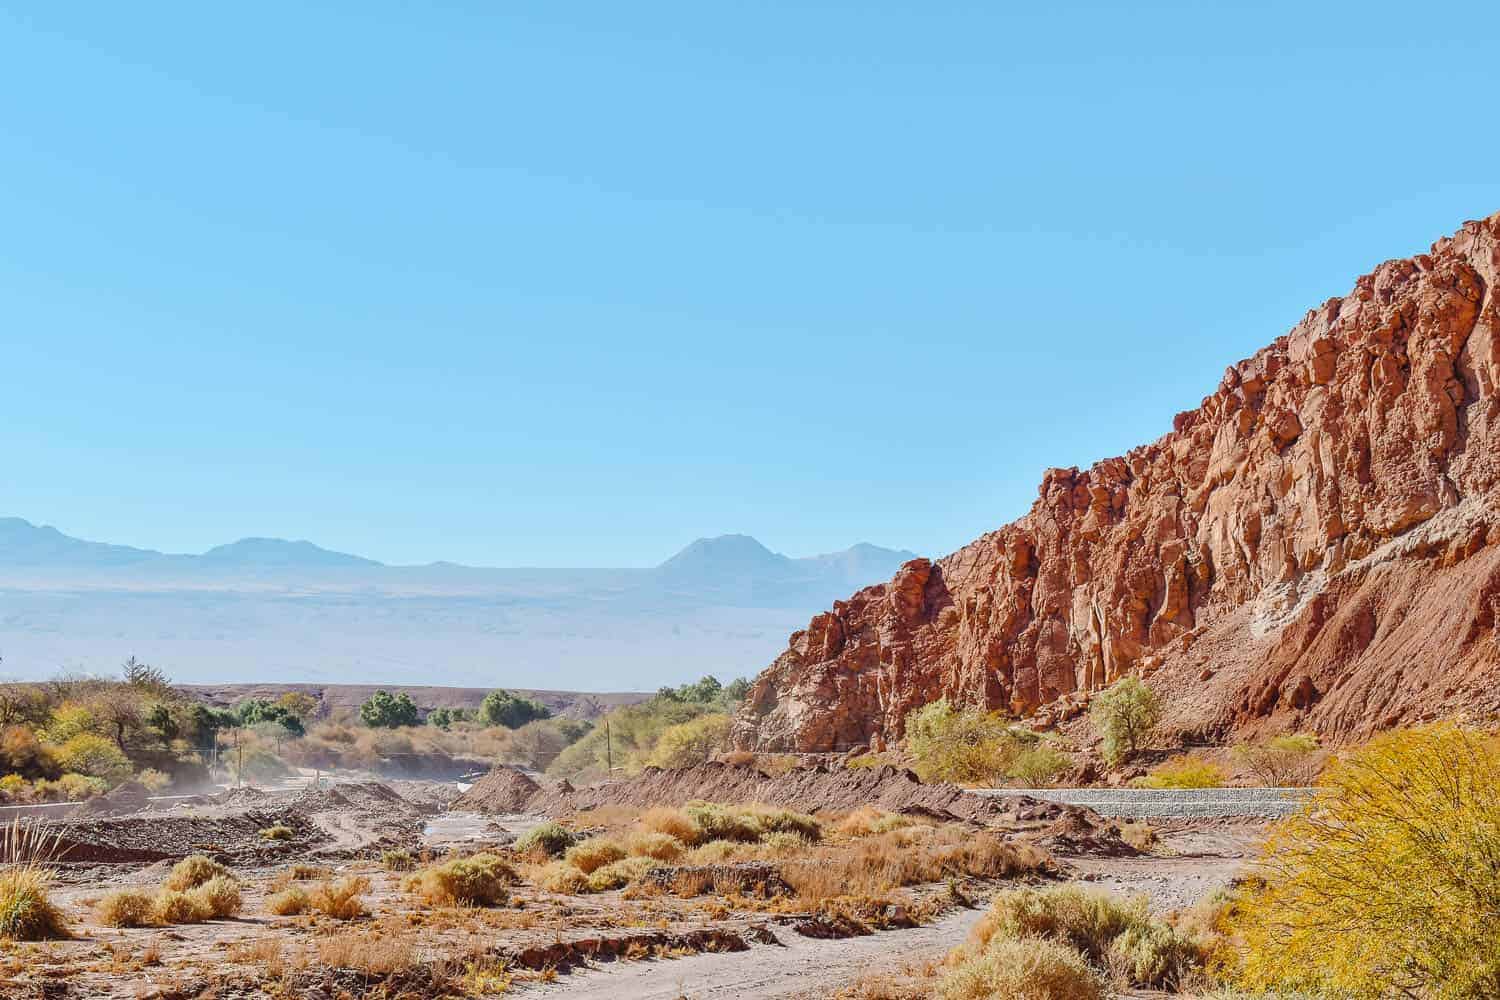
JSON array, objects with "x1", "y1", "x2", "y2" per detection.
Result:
[{"x1": 356, "y1": 688, "x2": 552, "y2": 730}]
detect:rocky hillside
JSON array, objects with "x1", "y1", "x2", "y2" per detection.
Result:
[{"x1": 735, "y1": 212, "x2": 1500, "y2": 751}]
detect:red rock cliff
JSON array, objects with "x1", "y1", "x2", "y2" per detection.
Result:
[{"x1": 735, "y1": 213, "x2": 1500, "y2": 751}]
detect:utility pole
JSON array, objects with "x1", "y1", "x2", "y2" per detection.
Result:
[{"x1": 605, "y1": 718, "x2": 613, "y2": 774}]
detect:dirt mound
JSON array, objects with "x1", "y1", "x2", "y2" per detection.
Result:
[
  {"x1": 68, "y1": 781, "x2": 150, "y2": 818},
  {"x1": 524, "y1": 762, "x2": 1035, "y2": 825},
  {"x1": 452, "y1": 766, "x2": 542, "y2": 813}
]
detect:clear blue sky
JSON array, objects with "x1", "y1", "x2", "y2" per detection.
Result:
[{"x1": 2, "y1": 3, "x2": 1497, "y2": 568}]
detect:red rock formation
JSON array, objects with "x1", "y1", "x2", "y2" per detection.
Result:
[{"x1": 736, "y1": 212, "x2": 1500, "y2": 751}]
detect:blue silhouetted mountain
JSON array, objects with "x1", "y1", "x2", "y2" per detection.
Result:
[
  {"x1": 0, "y1": 518, "x2": 918, "y2": 688},
  {"x1": 199, "y1": 537, "x2": 381, "y2": 570}
]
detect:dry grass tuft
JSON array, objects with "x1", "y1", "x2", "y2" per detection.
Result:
[
  {"x1": 404, "y1": 853, "x2": 515, "y2": 907},
  {"x1": 564, "y1": 837, "x2": 627, "y2": 874},
  {"x1": 939, "y1": 935, "x2": 1106, "y2": 1000},
  {"x1": 639, "y1": 807, "x2": 702, "y2": 845},
  {"x1": 96, "y1": 890, "x2": 155, "y2": 928},
  {"x1": 163, "y1": 855, "x2": 230, "y2": 891},
  {"x1": 188, "y1": 876, "x2": 242, "y2": 919},
  {"x1": 531, "y1": 861, "x2": 589, "y2": 894},
  {"x1": 307, "y1": 876, "x2": 370, "y2": 920},
  {"x1": 0, "y1": 818, "x2": 70, "y2": 941},
  {"x1": 258, "y1": 825, "x2": 294, "y2": 841},
  {"x1": 266, "y1": 885, "x2": 310, "y2": 916},
  {"x1": 151, "y1": 890, "x2": 202, "y2": 925},
  {"x1": 585, "y1": 856, "x2": 654, "y2": 892},
  {"x1": 625, "y1": 831, "x2": 685, "y2": 861},
  {"x1": 317, "y1": 927, "x2": 418, "y2": 975}
]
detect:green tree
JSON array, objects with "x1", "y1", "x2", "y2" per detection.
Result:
[
  {"x1": 478, "y1": 690, "x2": 551, "y2": 729},
  {"x1": 358, "y1": 690, "x2": 419, "y2": 729},
  {"x1": 1089, "y1": 677, "x2": 1162, "y2": 765},
  {"x1": 145, "y1": 703, "x2": 180, "y2": 743},
  {"x1": 904, "y1": 699, "x2": 1030, "y2": 784},
  {"x1": 235, "y1": 699, "x2": 305, "y2": 737},
  {"x1": 1006, "y1": 744, "x2": 1073, "y2": 788}
]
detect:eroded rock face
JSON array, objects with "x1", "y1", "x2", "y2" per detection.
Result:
[{"x1": 736, "y1": 212, "x2": 1500, "y2": 750}]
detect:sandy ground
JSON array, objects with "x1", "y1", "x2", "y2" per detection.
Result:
[
  {"x1": 521, "y1": 901, "x2": 987, "y2": 999},
  {"x1": 520, "y1": 824, "x2": 1260, "y2": 999}
]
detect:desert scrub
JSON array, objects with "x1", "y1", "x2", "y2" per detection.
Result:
[
  {"x1": 0, "y1": 818, "x2": 70, "y2": 941},
  {"x1": 308, "y1": 876, "x2": 370, "y2": 920},
  {"x1": 404, "y1": 853, "x2": 516, "y2": 907},
  {"x1": 96, "y1": 890, "x2": 155, "y2": 928},
  {"x1": 974, "y1": 885, "x2": 1151, "y2": 964},
  {"x1": 258, "y1": 825, "x2": 295, "y2": 842},
  {"x1": 585, "y1": 856, "x2": 653, "y2": 892},
  {"x1": 684, "y1": 803, "x2": 763, "y2": 843},
  {"x1": 835, "y1": 806, "x2": 915, "y2": 838},
  {"x1": 266, "y1": 885, "x2": 310, "y2": 916},
  {"x1": 746, "y1": 805, "x2": 821, "y2": 842},
  {"x1": 189, "y1": 876, "x2": 243, "y2": 919},
  {"x1": 381, "y1": 849, "x2": 416, "y2": 871},
  {"x1": 1119, "y1": 822, "x2": 1157, "y2": 852},
  {"x1": 163, "y1": 854, "x2": 231, "y2": 891},
  {"x1": 151, "y1": 890, "x2": 203, "y2": 925},
  {"x1": 1231, "y1": 725, "x2": 1500, "y2": 998},
  {"x1": 639, "y1": 807, "x2": 702, "y2": 845},
  {"x1": 1107, "y1": 921, "x2": 1203, "y2": 988},
  {"x1": 625, "y1": 831, "x2": 685, "y2": 861},
  {"x1": 759, "y1": 830, "x2": 813, "y2": 854},
  {"x1": 532, "y1": 861, "x2": 589, "y2": 894},
  {"x1": 515, "y1": 821, "x2": 578, "y2": 858},
  {"x1": 939, "y1": 935, "x2": 1106, "y2": 1000},
  {"x1": 564, "y1": 837, "x2": 627, "y2": 874},
  {"x1": 0, "y1": 865, "x2": 69, "y2": 940},
  {"x1": 1133, "y1": 755, "x2": 1227, "y2": 789}
]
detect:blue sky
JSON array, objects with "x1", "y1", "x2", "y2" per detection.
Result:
[{"x1": 2, "y1": 2, "x2": 1497, "y2": 568}]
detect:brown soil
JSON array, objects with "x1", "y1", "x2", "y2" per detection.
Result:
[
  {"x1": 452, "y1": 764, "x2": 542, "y2": 812},
  {"x1": 505, "y1": 761, "x2": 1128, "y2": 843},
  {"x1": 36, "y1": 781, "x2": 435, "y2": 868}
]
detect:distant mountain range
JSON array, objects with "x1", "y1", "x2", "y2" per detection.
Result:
[{"x1": 0, "y1": 518, "x2": 917, "y2": 689}]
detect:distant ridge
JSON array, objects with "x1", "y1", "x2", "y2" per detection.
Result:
[
  {"x1": 0, "y1": 518, "x2": 912, "y2": 577},
  {"x1": 0, "y1": 519, "x2": 920, "y2": 687}
]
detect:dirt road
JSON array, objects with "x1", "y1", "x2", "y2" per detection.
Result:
[
  {"x1": 521, "y1": 824, "x2": 1256, "y2": 999},
  {"x1": 521, "y1": 902, "x2": 986, "y2": 999}
]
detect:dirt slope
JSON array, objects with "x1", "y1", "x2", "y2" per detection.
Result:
[{"x1": 735, "y1": 211, "x2": 1500, "y2": 750}]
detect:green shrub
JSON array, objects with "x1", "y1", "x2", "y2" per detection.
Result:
[
  {"x1": 515, "y1": 821, "x2": 577, "y2": 858},
  {"x1": 748, "y1": 806, "x2": 821, "y2": 842},
  {"x1": 647, "y1": 714, "x2": 732, "y2": 768},
  {"x1": 382, "y1": 849, "x2": 416, "y2": 871},
  {"x1": 1006, "y1": 744, "x2": 1073, "y2": 787},
  {"x1": 1134, "y1": 755, "x2": 1227, "y2": 789},
  {"x1": 905, "y1": 699, "x2": 1031, "y2": 784},
  {"x1": 533, "y1": 861, "x2": 589, "y2": 894}
]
